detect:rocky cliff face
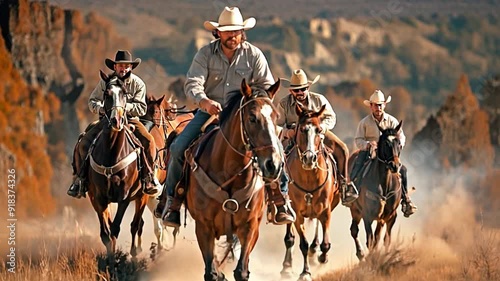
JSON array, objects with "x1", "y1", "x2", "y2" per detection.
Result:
[
  {"x1": 0, "y1": 0, "x2": 129, "y2": 217},
  {"x1": 1, "y1": 0, "x2": 129, "y2": 154},
  {"x1": 411, "y1": 74, "x2": 494, "y2": 170}
]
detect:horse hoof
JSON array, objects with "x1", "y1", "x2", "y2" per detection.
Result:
[
  {"x1": 298, "y1": 272, "x2": 312, "y2": 281},
  {"x1": 280, "y1": 267, "x2": 294, "y2": 279},
  {"x1": 356, "y1": 251, "x2": 365, "y2": 261},
  {"x1": 318, "y1": 254, "x2": 328, "y2": 264}
]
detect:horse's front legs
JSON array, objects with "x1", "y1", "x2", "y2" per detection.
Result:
[
  {"x1": 384, "y1": 214, "x2": 398, "y2": 248},
  {"x1": 281, "y1": 223, "x2": 295, "y2": 279},
  {"x1": 295, "y1": 217, "x2": 312, "y2": 281},
  {"x1": 147, "y1": 197, "x2": 165, "y2": 250},
  {"x1": 131, "y1": 196, "x2": 148, "y2": 257},
  {"x1": 308, "y1": 219, "x2": 320, "y2": 257},
  {"x1": 318, "y1": 211, "x2": 332, "y2": 264},
  {"x1": 234, "y1": 220, "x2": 260, "y2": 281},
  {"x1": 349, "y1": 207, "x2": 365, "y2": 260},
  {"x1": 195, "y1": 223, "x2": 222, "y2": 281},
  {"x1": 363, "y1": 216, "x2": 375, "y2": 250},
  {"x1": 374, "y1": 221, "x2": 385, "y2": 250}
]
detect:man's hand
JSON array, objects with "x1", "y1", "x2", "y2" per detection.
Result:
[
  {"x1": 98, "y1": 105, "x2": 105, "y2": 115},
  {"x1": 200, "y1": 98, "x2": 222, "y2": 115},
  {"x1": 366, "y1": 140, "x2": 377, "y2": 150}
]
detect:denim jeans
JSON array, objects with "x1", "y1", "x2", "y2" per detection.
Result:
[{"x1": 165, "y1": 110, "x2": 211, "y2": 196}]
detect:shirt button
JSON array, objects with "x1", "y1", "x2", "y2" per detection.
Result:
[{"x1": 226, "y1": 83, "x2": 229, "y2": 86}]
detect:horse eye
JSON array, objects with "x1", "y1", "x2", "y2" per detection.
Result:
[{"x1": 249, "y1": 114, "x2": 257, "y2": 123}]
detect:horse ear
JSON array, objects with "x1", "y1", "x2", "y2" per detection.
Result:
[
  {"x1": 157, "y1": 95, "x2": 165, "y2": 104},
  {"x1": 316, "y1": 104, "x2": 327, "y2": 118},
  {"x1": 99, "y1": 70, "x2": 109, "y2": 82},
  {"x1": 395, "y1": 120, "x2": 404, "y2": 133},
  {"x1": 267, "y1": 79, "x2": 280, "y2": 100},
  {"x1": 241, "y1": 79, "x2": 252, "y2": 98}
]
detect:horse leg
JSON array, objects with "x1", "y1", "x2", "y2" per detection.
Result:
[
  {"x1": 280, "y1": 223, "x2": 295, "y2": 279},
  {"x1": 108, "y1": 201, "x2": 129, "y2": 254},
  {"x1": 295, "y1": 217, "x2": 312, "y2": 281},
  {"x1": 195, "y1": 223, "x2": 219, "y2": 281},
  {"x1": 374, "y1": 221, "x2": 385, "y2": 250},
  {"x1": 363, "y1": 217, "x2": 375, "y2": 251},
  {"x1": 308, "y1": 219, "x2": 319, "y2": 257},
  {"x1": 318, "y1": 211, "x2": 332, "y2": 264},
  {"x1": 130, "y1": 197, "x2": 148, "y2": 257},
  {"x1": 90, "y1": 196, "x2": 113, "y2": 254},
  {"x1": 234, "y1": 220, "x2": 260, "y2": 281},
  {"x1": 146, "y1": 197, "x2": 164, "y2": 251},
  {"x1": 384, "y1": 214, "x2": 397, "y2": 248},
  {"x1": 349, "y1": 208, "x2": 365, "y2": 260}
]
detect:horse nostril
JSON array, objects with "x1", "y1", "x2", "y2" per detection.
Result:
[
  {"x1": 265, "y1": 159, "x2": 276, "y2": 175},
  {"x1": 312, "y1": 154, "x2": 317, "y2": 163}
]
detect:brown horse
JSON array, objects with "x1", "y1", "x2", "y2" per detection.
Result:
[
  {"x1": 281, "y1": 105, "x2": 341, "y2": 281},
  {"x1": 348, "y1": 121, "x2": 404, "y2": 260},
  {"x1": 87, "y1": 70, "x2": 151, "y2": 258},
  {"x1": 142, "y1": 95, "x2": 193, "y2": 250},
  {"x1": 183, "y1": 79, "x2": 283, "y2": 281}
]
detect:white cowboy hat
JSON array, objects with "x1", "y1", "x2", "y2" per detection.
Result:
[
  {"x1": 363, "y1": 89, "x2": 392, "y2": 106},
  {"x1": 105, "y1": 50, "x2": 141, "y2": 70},
  {"x1": 282, "y1": 69, "x2": 320, "y2": 89},
  {"x1": 203, "y1": 7, "x2": 256, "y2": 32}
]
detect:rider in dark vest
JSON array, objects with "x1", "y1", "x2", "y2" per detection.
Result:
[
  {"x1": 278, "y1": 69, "x2": 359, "y2": 206},
  {"x1": 67, "y1": 50, "x2": 161, "y2": 198},
  {"x1": 350, "y1": 90, "x2": 417, "y2": 217},
  {"x1": 157, "y1": 6, "x2": 295, "y2": 227}
]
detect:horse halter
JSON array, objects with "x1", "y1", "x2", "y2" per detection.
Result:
[
  {"x1": 377, "y1": 135, "x2": 402, "y2": 173},
  {"x1": 103, "y1": 77, "x2": 127, "y2": 131},
  {"x1": 294, "y1": 121, "x2": 325, "y2": 170},
  {"x1": 219, "y1": 95, "x2": 282, "y2": 180}
]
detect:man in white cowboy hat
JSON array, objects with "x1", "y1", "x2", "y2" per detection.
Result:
[
  {"x1": 351, "y1": 89, "x2": 417, "y2": 217},
  {"x1": 278, "y1": 69, "x2": 359, "y2": 206},
  {"x1": 157, "y1": 6, "x2": 295, "y2": 227},
  {"x1": 67, "y1": 50, "x2": 161, "y2": 199}
]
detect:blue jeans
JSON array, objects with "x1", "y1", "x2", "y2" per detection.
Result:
[{"x1": 165, "y1": 111, "x2": 211, "y2": 196}]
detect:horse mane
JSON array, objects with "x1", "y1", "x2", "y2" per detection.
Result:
[{"x1": 219, "y1": 90, "x2": 243, "y2": 126}]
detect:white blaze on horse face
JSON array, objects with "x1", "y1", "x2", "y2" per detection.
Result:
[
  {"x1": 110, "y1": 85, "x2": 124, "y2": 129},
  {"x1": 260, "y1": 104, "x2": 283, "y2": 159},
  {"x1": 306, "y1": 124, "x2": 317, "y2": 154},
  {"x1": 387, "y1": 135, "x2": 396, "y2": 142}
]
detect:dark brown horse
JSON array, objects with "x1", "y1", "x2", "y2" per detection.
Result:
[
  {"x1": 281, "y1": 105, "x2": 341, "y2": 281},
  {"x1": 183, "y1": 79, "x2": 283, "y2": 281},
  {"x1": 142, "y1": 95, "x2": 193, "y2": 250},
  {"x1": 87, "y1": 71, "x2": 151, "y2": 258},
  {"x1": 348, "y1": 121, "x2": 404, "y2": 260}
]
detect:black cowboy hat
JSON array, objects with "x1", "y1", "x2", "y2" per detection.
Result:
[{"x1": 105, "y1": 50, "x2": 141, "y2": 70}]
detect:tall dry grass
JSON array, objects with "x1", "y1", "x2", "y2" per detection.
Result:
[
  {"x1": 316, "y1": 227, "x2": 500, "y2": 281},
  {"x1": 0, "y1": 234, "x2": 150, "y2": 281}
]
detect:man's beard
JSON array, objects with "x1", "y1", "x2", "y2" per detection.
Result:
[{"x1": 222, "y1": 37, "x2": 240, "y2": 50}]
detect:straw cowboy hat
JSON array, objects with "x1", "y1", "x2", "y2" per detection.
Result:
[
  {"x1": 363, "y1": 89, "x2": 392, "y2": 106},
  {"x1": 282, "y1": 69, "x2": 321, "y2": 89},
  {"x1": 105, "y1": 50, "x2": 141, "y2": 70},
  {"x1": 204, "y1": 6, "x2": 256, "y2": 32}
]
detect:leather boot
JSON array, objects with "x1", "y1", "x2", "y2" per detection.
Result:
[
  {"x1": 143, "y1": 174, "x2": 161, "y2": 196},
  {"x1": 67, "y1": 177, "x2": 84, "y2": 198},
  {"x1": 268, "y1": 190, "x2": 295, "y2": 225},
  {"x1": 341, "y1": 180, "x2": 359, "y2": 206},
  {"x1": 163, "y1": 195, "x2": 182, "y2": 228},
  {"x1": 401, "y1": 196, "x2": 417, "y2": 217}
]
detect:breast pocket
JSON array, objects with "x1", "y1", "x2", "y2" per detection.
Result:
[
  {"x1": 207, "y1": 68, "x2": 224, "y2": 84},
  {"x1": 235, "y1": 67, "x2": 253, "y2": 81}
]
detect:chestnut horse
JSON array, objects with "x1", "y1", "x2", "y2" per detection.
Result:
[
  {"x1": 183, "y1": 79, "x2": 283, "y2": 281},
  {"x1": 87, "y1": 71, "x2": 151, "y2": 258},
  {"x1": 281, "y1": 105, "x2": 341, "y2": 281},
  {"x1": 129, "y1": 95, "x2": 192, "y2": 251},
  {"x1": 348, "y1": 121, "x2": 404, "y2": 260}
]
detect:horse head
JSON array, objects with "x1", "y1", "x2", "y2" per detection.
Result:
[
  {"x1": 377, "y1": 120, "x2": 404, "y2": 173},
  {"x1": 164, "y1": 95, "x2": 178, "y2": 121},
  {"x1": 99, "y1": 70, "x2": 128, "y2": 131},
  {"x1": 294, "y1": 104, "x2": 326, "y2": 170},
  {"x1": 224, "y1": 78, "x2": 283, "y2": 180}
]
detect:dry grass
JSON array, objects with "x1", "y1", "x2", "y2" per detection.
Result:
[
  {"x1": 0, "y1": 235, "x2": 149, "y2": 281},
  {"x1": 315, "y1": 227, "x2": 500, "y2": 281}
]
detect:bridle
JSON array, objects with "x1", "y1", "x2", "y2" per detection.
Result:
[
  {"x1": 293, "y1": 119, "x2": 326, "y2": 170},
  {"x1": 102, "y1": 77, "x2": 128, "y2": 130},
  {"x1": 218, "y1": 95, "x2": 283, "y2": 181}
]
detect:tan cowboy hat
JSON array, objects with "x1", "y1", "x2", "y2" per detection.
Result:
[
  {"x1": 204, "y1": 6, "x2": 256, "y2": 32},
  {"x1": 105, "y1": 50, "x2": 141, "y2": 70},
  {"x1": 363, "y1": 89, "x2": 392, "y2": 106},
  {"x1": 282, "y1": 69, "x2": 320, "y2": 89}
]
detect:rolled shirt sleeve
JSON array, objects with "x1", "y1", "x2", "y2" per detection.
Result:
[{"x1": 88, "y1": 80, "x2": 106, "y2": 114}]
